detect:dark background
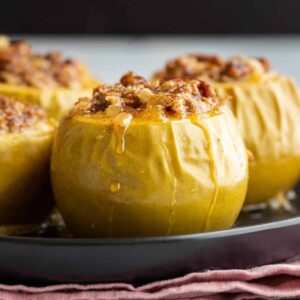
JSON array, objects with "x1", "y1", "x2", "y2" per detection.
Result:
[{"x1": 3, "y1": 0, "x2": 300, "y2": 34}]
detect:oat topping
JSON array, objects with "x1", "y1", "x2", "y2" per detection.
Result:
[
  {"x1": 153, "y1": 54, "x2": 272, "y2": 83},
  {"x1": 74, "y1": 72, "x2": 221, "y2": 119},
  {"x1": 0, "y1": 95, "x2": 47, "y2": 133},
  {"x1": 0, "y1": 36, "x2": 91, "y2": 89}
]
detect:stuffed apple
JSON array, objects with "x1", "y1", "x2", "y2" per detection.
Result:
[
  {"x1": 154, "y1": 55, "x2": 300, "y2": 204},
  {"x1": 0, "y1": 95, "x2": 55, "y2": 234},
  {"x1": 0, "y1": 36, "x2": 97, "y2": 119},
  {"x1": 51, "y1": 72, "x2": 248, "y2": 237}
]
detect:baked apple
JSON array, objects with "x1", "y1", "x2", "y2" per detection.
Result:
[
  {"x1": 0, "y1": 95, "x2": 55, "y2": 234},
  {"x1": 154, "y1": 55, "x2": 300, "y2": 204},
  {"x1": 0, "y1": 36, "x2": 97, "y2": 119},
  {"x1": 51, "y1": 72, "x2": 248, "y2": 237}
]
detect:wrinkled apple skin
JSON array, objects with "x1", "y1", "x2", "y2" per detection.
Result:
[
  {"x1": 51, "y1": 106, "x2": 248, "y2": 237},
  {"x1": 216, "y1": 76, "x2": 300, "y2": 204}
]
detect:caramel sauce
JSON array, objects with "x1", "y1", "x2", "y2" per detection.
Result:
[
  {"x1": 112, "y1": 112, "x2": 133, "y2": 154},
  {"x1": 110, "y1": 182, "x2": 121, "y2": 193}
]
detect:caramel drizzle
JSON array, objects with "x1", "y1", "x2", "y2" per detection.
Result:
[{"x1": 112, "y1": 112, "x2": 133, "y2": 154}]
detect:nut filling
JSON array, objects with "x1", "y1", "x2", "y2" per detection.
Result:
[
  {"x1": 154, "y1": 54, "x2": 272, "y2": 83},
  {"x1": 0, "y1": 95, "x2": 47, "y2": 133},
  {"x1": 0, "y1": 36, "x2": 91, "y2": 89},
  {"x1": 75, "y1": 72, "x2": 221, "y2": 119}
]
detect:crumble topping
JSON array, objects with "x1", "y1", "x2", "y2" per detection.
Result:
[
  {"x1": 153, "y1": 54, "x2": 272, "y2": 83},
  {"x1": 74, "y1": 72, "x2": 221, "y2": 119},
  {"x1": 0, "y1": 36, "x2": 91, "y2": 89},
  {"x1": 0, "y1": 95, "x2": 47, "y2": 133}
]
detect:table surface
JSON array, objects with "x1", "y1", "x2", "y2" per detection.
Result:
[{"x1": 13, "y1": 35, "x2": 300, "y2": 83}]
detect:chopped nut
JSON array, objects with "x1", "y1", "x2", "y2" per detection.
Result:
[
  {"x1": 0, "y1": 37, "x2": 91, "y2": 89},
  {"x1": 256, "y1": 57, "x2": 271, "y2": 72},
  {"x1": 221, "y1": 57, "x2": 253, "y2": 81},
  {"x1": 77, "y1": 72, "x2": 221, "y2": 118},
  {"x1": 120, "y1": 72, "x2": 149, "y2": 87},
  {"x1": 154, "y1": 54, "x2": 271, "y2": 83},
  {"x1": 0, "y1": 95, "x2": 47, "y2": 133}
]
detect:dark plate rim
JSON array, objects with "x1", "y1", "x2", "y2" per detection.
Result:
[{"x1": 1, "y1": 215, "x2": 300, "y2": 246}]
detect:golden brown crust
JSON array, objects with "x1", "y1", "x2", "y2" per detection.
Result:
[
  {"x1": 154, "y1": 54, "x2": 271, "y2": 83},
  {"x1": 0, "y1": 95, "x2": 47, "y2": 133},
  {"x1": 0, "y1": 36, "x2": 91, "y2": 90},
  {"x1": 74, "y1": 72, "x2": 221, "y2": 119}
]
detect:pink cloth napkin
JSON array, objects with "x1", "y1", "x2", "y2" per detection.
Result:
[{"x1": 2, "y1": 257, "x2": 300, "y2": 300}]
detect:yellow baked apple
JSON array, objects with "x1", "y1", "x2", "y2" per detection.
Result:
[
  {"x1": 0, "y1": 95, "x2": 55, "y2": 234},
  {"x1": 154, "y1": 55, "x2": 300, "y2": 204},
  {"x1": 51, "y1": 72, "x2": 248, "y2": 237}
]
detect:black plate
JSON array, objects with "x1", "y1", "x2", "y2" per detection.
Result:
[{"x1": 1, "y1": 191, "x2": 300, "y2": 285}]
